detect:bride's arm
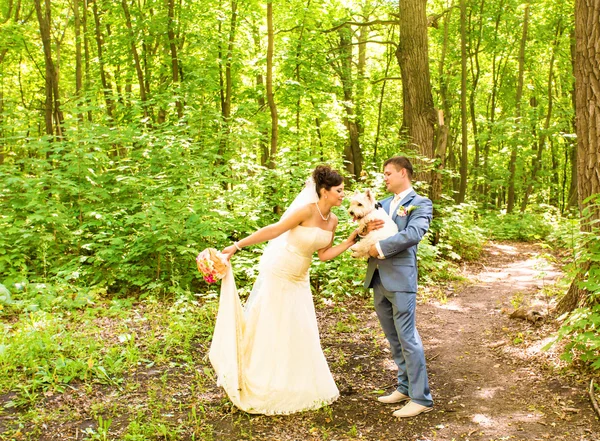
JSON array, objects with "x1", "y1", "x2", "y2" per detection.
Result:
[
  {"x1": 317, "y1": 218, "x2": 360, "y2": 262},
  {"x1": 222, "y1": 205, "x2": 312, "y2": 260}
]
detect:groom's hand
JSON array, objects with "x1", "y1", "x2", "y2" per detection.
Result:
[
  {"x1": 365, "y1": 219, "x2": 385, "y2": 234},
  {"x1": 368, "y1": 245, "x2": 380, "y2": 258}
]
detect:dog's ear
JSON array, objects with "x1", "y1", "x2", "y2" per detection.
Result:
[{"x1": 365, "y1": 189, "x2": 374, "y2": 202}]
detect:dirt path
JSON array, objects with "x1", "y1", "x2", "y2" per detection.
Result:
[{"x1": 206, "y1": 242, "x2": 599, "y2": 440}]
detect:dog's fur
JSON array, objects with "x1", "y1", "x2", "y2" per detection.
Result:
[{"x1": 347, "y1": 189, "x2": 398, "y2": 259}]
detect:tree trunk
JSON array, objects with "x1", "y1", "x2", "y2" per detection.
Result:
[
  {"x1": 251, "y1": 23, "x2": 269, "y2": 167},
  {"x1": 430, "y1": 4, "x2": 452, "y2": 204},
  {"x1": 34, "y1": 0, "x2": 64, "y2": 138},
  {"x1": 266, "y1": 1, "x2": 278, "y2": 169},
  {"x1": 482, "y1": 0, "x2": 505, "y2": 207},
  {"x1": 469, "y1": 0, "x2": 483, "y2": 198},
  {"x1": 218, "y1": 0, "x2": 237, "y2": 160},
  {"x1": 457, "y1": 0, "x2": 468, "y2": 203},
  {"x1": 431, "y1": 110, "x2": 449, "y2": 204},
  {"x1": 356, "y1": 11, "x2": 367, "y2": 140},
  {"x1": 167, "y1": 0, "x2": 183, "y2": 119},
  {"x1": 338, "y1": 26, "x2": 362, "y2": 180},
  {"x1": 557, "y1": 0, "x2": 600, "y2": 314},
  {"x1": 567, "y1": 28, "x2": 579, "y2": 210},
  {"x1": 521, "y1": 20, "x2": 561, "y2": 212},
  {"x1": 73, "y1": 0, "x2": 83, "y2": 121},
  {"x1": 395, "y1": 0, "x2": 437, "y2": 184},
  {"x1": 91, "y1": 0, "x2": 115, "y2": 121},
  {"x1": 121, "y1": 0, "x2": 148, "y2": 118},
  {"x1": 507, "y1": 1, "x2": 530, "y2": 213},
  {"x1": 293, "y1": 0, "x2": 310, "y2": 154},
  {"x1": 81, "y1": 0, "x2": 92, "y2": 121},
  {"x1": 374, "y1": 40, "x2": 394, "y2": 162}
]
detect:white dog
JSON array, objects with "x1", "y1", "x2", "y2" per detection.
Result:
[{"x1": 347, "y1": 189, "x2": 398, "y2": 259}]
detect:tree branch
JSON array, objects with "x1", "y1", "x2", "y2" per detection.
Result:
[
  {"x1": 322, "y1": 20, "x2": 400, "y2": 33},
  {"x1": 371, "y1": 76, "x2": 402, "y2": 84},
  {"x1": 590, "y1": 379, "x2": 600, "y2": 420},
  {"x1": 349, "y1": 40, "x2": 397, "y2": 47}
]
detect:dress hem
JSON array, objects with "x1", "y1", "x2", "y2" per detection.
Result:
[{"x1": 234, "y1": 392, "x2": 340, "y2": 416}]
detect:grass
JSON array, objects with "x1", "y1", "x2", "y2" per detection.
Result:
[{"x1": 0, "y1": 285, "x2": 217, "y2": 440}]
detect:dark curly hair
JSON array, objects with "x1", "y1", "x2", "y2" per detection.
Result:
[{"x1": 312, "y1": 165, "x2": 343, "y2": 198}]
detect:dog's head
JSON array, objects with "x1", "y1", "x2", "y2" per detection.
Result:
[{"x1": 348, "y1": 189, "x2": 376, "y2": 221}]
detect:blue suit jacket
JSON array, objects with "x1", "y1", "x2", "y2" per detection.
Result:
[{"x1": 363, "y1": 190, "x2": 433, "y2": 293}]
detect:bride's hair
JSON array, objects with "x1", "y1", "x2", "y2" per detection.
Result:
[{"x1": 312, "y1": 165, "x2": 343, "y2": 197}]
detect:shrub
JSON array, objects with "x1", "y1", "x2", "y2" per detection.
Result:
[{"x1": 430, "y1": 201, "x2": 486, "y2": 261}]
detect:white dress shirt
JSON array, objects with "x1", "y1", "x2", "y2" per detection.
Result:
[{"x1": 375, "y1": 187, "x2": 413, "y2": 258}]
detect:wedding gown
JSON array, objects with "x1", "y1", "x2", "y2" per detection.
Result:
[{"x1": 209, "y1": 225, "x2": 340, "y2": 415}]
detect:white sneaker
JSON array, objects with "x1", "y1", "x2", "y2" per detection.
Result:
[
  {"x1": 392, "y1": 401, "x2": 433, "y2": 418},
  {"x1": 377, "y1": 390, "x2": 410, "y2": 404}
]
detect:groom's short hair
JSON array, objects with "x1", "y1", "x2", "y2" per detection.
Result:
[{"x1": 384, "y1": 156, "x2": 413, "y2": 179}]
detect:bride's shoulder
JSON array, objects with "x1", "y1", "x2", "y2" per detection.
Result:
[{"x1": 290, "y1": 203, "x2": 314, "y2": 219}]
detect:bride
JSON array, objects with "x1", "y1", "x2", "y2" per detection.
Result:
[{"x1": 211, "y1": 165, "x2": 359, "y2": 415}]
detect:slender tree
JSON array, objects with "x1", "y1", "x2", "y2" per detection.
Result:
[
  {"x1": 167, "y1": 0, "x2": 183, "y2": 119},
  {"x1": 73, "y1": 0, "x2": 83, "y2": 121},
  {"x1": 218, "y1": 0, "x2": 237, "y2": 159},
  {"x1": 121, "y1": 0, "x2": 149, "y2": 119},
  {"x1": 457, "y1": 0, "x2": 468, "y2": 203},
  {"x1": 506, "y1": 1, "x2": 530, "y2": 213},
  {"x1": 91, "y1": 0, "x2": 115, "y2": 121},
  {"x1": 521, "y1": 20, "x2": 563, "y2": 212},
  {"x1": 34, "y1": 0, "x2": 65, "y2": 138},
  {"x1": 266, "y1": 0, "x2": 278, "y2": 168},
  {"x1": 337, "y1": 25, "x2": 362, "y2": 180}
]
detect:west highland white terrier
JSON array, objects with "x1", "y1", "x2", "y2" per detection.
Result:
[{"x1": 347, "y1": 189, "x2": 398, "y2": 259}]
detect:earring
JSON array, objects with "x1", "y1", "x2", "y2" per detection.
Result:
[{"x1": 325, "y1": 195, "x2": 328, "y2": 199}]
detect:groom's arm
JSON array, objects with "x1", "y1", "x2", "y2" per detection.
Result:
[{"x1": 372, "y1": 197, "x2": 433, "y2": 259}]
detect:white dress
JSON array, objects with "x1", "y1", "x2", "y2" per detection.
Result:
[{"x1": 209, "y1": 225, "x2": 339, "y2": 415}]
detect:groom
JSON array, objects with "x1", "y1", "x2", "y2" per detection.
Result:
[{"x1": 364, "y1": 156, "x2": 434, "y2": 418}]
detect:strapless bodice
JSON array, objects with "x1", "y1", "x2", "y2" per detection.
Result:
[
  {"x1": 285, "y1": 225, "x2": 333, "y2": 258},
  {"x1": 257, "y1": 225, "x2": 332, "y2": 282}
]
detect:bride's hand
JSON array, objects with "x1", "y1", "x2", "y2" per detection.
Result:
[
  {"x1": 347, "y1": 228, "x2": 361, "y2": 244},
  {"x1": 221, "y1": 245, "x2": 237, "y2": 261}
]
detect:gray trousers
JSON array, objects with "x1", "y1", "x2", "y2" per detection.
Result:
[{"x1": 372, "y1": 271, "x2": 433, "y2": 407}]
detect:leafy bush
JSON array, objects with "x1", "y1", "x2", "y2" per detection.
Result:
[
  {"x1": 549, "y1": 195, "x2": 600, "y2": 370},
  {"x1": 0, "y1": 126, "x2": 338, "y2": 297},
  {"x1": 479, "y1": 205, "x2": 567, "y2": 242},
  {"x1": 555, "y1": 303, "x2": 600, "y2": 370},
  {"x1": 430, "y1": 201, "x2": 486, "y2": 261}
]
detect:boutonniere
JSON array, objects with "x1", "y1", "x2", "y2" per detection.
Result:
[{"x1": 397, "y1": 205, "x2": 418, "y2": 217}]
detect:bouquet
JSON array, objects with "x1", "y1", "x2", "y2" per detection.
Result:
[{"x1": 196, "y1": 248, "x2": 228, "y2": 283}]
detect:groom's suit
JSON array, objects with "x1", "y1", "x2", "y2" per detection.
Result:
[{"x1": 364, "y1": 189, "x2": 434, "y2": 407}]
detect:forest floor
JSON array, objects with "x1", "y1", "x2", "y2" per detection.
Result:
[{"x1": 1, "y1": 241, "x2": 599, "y2": 440}]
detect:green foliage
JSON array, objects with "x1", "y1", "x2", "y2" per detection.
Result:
[
  {"x1": 555, "y1": 304, "x2": 600, "y2": 370},
  {"x1": 548, "y1": 195, "x2": 600, "y2": 370},
  {"x1": 479, "y1": 206, "x2": 562, "y2": 242},
  {"x1": 431, "y1": 201, "x2": 486, "y2": 261}
]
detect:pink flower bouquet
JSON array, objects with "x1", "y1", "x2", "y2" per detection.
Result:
[{"x1": 196, "y1": 248, "x2": 228, "y2": 283}]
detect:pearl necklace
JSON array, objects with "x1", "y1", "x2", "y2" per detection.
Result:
[{"x1": 315, "y1": 202, "x2": 330, "y2": 221}]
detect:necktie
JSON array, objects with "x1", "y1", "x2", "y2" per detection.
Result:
[{"x1": 390, "y1": 194, "x2": 401, "y2": 216}]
